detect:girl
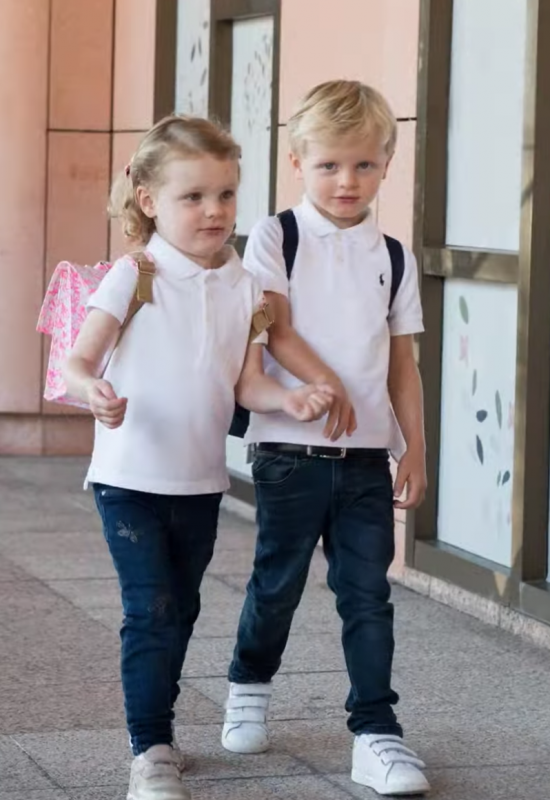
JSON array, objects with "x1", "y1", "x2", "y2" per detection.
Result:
[{"x1": 63, "y1": 115, "x2": 331, "y2": 800}]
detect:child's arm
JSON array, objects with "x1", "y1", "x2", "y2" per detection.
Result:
[
  {"x1": 236, "y1": 342, "x2": 333, "y2": 422},
  {"x1": 263, "y1": 291, "x2": 356, "y2": 441},
  {"x1": 387, "y1": 334, "x2": 427, "y2": 509},
  {"x1": 62, "y1": 309, "x2": 128, "y2": 429}
]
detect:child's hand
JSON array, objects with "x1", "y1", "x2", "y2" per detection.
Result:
[
  {"x1": 393, "y1": 447, "x2": 427, "y2": 509},
  {"x1": 281, "y1": 384, "x2": 334, "y2": 422},
  {"x1": 86, "y1": 379, "x2": 127, "y2": 429},
  {"x1": 321, "y1": 376, "x2": 357, "y2": 441}
]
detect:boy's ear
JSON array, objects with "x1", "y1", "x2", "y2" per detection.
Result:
[
  {"x1": 382, "y1": 153, "x2": 394, "y2": 180},
  {"x1": 136, "y1": 186, "x2": 156, "y2": 219},
  {"x1": 289, "y1": 152, "x2": 304, "y2": 180}
]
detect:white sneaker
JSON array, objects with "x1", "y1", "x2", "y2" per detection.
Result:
[
  {"x1": 221, "y1": 682, "x2": 272, "y2": 754},
  {"x1": 127, "y1": 744, "x2": 190, "y2": 800},
  {"x1": 352, "y1": 734, "x2": 430, "y2": 796}
]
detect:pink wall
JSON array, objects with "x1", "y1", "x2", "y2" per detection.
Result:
[
  {"x1": 0, "y1": 0, "x2": 163, "y2": 454},
  {"x1": 113, "y1": 0, "x2": 156, "y2": 131},
  {"x1": 0, "y1": 1, "x2": 49, "y2": 415},
  {"x1": 279, "y1": 0, "x2": 419, "y2": 120},
  {"x1": 50, "y1": 0, "x2": 114, "y2": 131},
  {"x1": 276, "y1": 0, "x2": 420, "y2": 248}
]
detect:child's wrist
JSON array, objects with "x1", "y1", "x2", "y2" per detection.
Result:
[
  {"x1": 83, "y1": 376, "x2": 98, "y2": 400},
  {"x1": 405, "y1": 436, "x2": 425, "y2": 456},
  {"x1": 314, "y1": 369, "x2": 338, "y2": 387}
]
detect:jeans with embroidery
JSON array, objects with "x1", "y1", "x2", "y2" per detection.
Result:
[
  {"x1": 228, "y1": 450, "x2": 402, "y2": 737},
  {"x1": 94, "y1": 484, "x2": 222, "y2": 755}
]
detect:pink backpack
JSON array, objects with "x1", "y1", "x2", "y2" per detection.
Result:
[{"x1": 37, "y1": 253, "x2": 155, "y2": 408}]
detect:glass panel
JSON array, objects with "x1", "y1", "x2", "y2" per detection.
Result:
[
  {"x1": 445, "y1": 0, "x2": 527, "y2": 251},
  {"x1": 231, "y1": 16, "x2": 274, "y2": 236},
  {"x1": 175, "y1": 0, "x2": 210, "y2": 116},
  {"x1": 438, "y1": 280, "x2": 517, "y2": 566}
]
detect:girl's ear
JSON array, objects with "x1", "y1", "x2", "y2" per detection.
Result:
[{"x1": 136, "y1": 186, "x2": 156, "y2": 219}]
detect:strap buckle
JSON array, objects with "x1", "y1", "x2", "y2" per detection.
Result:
[
  {"x1": 135, "y1": 257, "x2": 155, "y2": 303},
  {"x1": 308, "y1": 446, "x2": 347, "y2": 459},
  {"x1": 250, "y1": 303, "x2": 275, "y2": 340}
]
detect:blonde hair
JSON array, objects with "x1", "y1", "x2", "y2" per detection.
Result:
[
  {"x1": 109, "y1": 115, "x2": 241, "y2": 246},
  {"x1": 287, "y1": 80, "x2": 397, "y2": 157}
]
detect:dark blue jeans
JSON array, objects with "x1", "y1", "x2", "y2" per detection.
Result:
[
  {"x1": 228, "y1": 450, "x2": 401, "y2": 737},
  {"x1": 94, "y1": 484, "x2": 222, "y2": 755}
]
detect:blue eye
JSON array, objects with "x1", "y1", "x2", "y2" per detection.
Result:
[
  {"x1": 320, "y1": 162, "x2": 337, "y2": 171},
  {"x1": 358, "y1": 162, "x2": 373, "y2": 171},
  {"x1": 184, "y1": 193, "x2": 201, "y2": 202}
]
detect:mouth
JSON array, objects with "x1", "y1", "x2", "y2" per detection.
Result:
[
  {"x1": 334, "y1": 196, "x2": 360, "y2": 203},
  {"x1": 199, "y1": 227, "x2": 226, "y2": 235}
]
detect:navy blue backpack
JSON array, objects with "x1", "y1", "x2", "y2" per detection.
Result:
[{"x1": 228, "y1": 209, "x2": 405, "y2": 438}]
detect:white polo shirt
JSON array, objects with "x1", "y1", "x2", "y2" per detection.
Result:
[
  {"x1": 243, "y1": 196, "x2": 424, "y2": 456},
  {"x1": 85, "y1": 233, "x2": 266, "y2": 495}
]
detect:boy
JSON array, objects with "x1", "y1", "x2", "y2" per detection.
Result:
[{"x1": 222, "y1": 81, "x2": 429, "y2": 796}]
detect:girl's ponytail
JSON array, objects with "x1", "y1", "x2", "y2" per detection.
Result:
[{"x1": 108, "y1": 163, "x2": 155, "y2": 246}]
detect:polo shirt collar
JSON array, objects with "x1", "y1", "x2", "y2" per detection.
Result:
[
  {"x1": 298, "y1": 195, "x2": 379, "y2": 249},
  {"x1": 145, "y1": 233, "x2": 243, "y2": 286}
]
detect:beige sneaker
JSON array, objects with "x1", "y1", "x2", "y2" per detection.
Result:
[{"x1": 127, "y1": 744, "x2": 190, "y2": 800}]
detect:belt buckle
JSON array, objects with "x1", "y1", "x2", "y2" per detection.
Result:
[{"x1": 310, "y1": 446, "x2": 347, "y2": 459}]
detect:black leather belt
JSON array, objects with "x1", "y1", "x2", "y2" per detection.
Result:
[{"x1": 250, "y1": 442, "x2": 388, "y2": 460}]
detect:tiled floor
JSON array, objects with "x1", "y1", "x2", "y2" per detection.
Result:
[{"x1": 1, "y1": 457, "x2": 549, "y2": 799}]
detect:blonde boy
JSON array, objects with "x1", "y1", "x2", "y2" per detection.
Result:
[{"x1": 222, "y1": 81, "x2": 429, "y2": 796}]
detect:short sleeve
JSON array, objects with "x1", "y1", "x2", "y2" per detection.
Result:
[
  {"x1": 249, "y1": 277, "x2": 270, "y2": 345},
  {"x1": 243, "y1": 216, "x2": 289, "y2": 297},
  {"x1": 87, "y1": 257, "x2": 139, "y2": 325},
  {"x1": 388, "y1": 246, "x2": 424, "y2": 336}
]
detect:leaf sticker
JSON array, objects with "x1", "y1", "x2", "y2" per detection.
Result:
[
  {"x1": 472, "y1": 369, "x2": 478, "y2": 396},
  {"x1": 476, "y1": 410, "x2": 488, "y2": 422},
  {"x1": 502, "y1": 471, "x2": 511, "y2": 485},
  {"x1": 476, "y1": 435, "x2": 484, "y2": 464},
  {"x1": 459, "y1": 296, "x2": 469, "y2": 324},
  {"x1": 496, "y1": 391, "x2": 503, "y2": 429}
]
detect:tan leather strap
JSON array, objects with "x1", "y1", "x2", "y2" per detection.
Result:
[
  {"x1": 249, "y1": 302, "x2": 274, "y2": 343},
  {"x1": 118, "y1": 253, "x2": 156, "y2": 338},
  {"x1": 132, "y1": 253, "x2": 155, "y2": 303}
]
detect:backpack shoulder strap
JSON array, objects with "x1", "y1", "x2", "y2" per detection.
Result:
[
  {"x1": 383, "y1": 234, "x2": 405, "y2": 311},
  {"x1": 276, "y1": 209, "x2": 299, "y2": 279},
  {"x1": 128, "y1": 251, "x2": 156, "y2": 303},
  {"x1": 119, "y1": 252, "x2": 156, "y2": 336}
]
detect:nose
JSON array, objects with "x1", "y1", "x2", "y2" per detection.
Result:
[
  {"x1": 204, "y1": 199, "x2": 223, "y2": 218},
  {"x1": 338, "y1": 168, "x2": 358, "y2": 190}
]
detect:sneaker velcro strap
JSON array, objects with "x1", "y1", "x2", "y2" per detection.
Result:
[
  {"x1": 383, "y1": 754, "x2": 426, "y2": 769},
  {"x1": 226, "y1": 694, "x2": 270, "y2": 710},
  {"x1": 225, "y1": 706, "x2": 267, "y2": 723},
  {"x1": 230, "y1": 683, "x2": 272, "y2": 696},
  {"x1": 371, "y1": 739, "x2": 426, "y2": 770}
]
